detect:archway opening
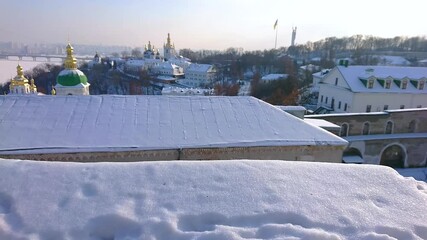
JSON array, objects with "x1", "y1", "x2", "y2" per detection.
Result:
[
  {"x1": 380, "y1": 145, "x2": 405, "y2": 168},
  {"x1": 342, "y1": 148, "x2": 363, "y2": 164}
]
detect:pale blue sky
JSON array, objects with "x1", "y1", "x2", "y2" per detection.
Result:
[{"x1": 1, "y1": 0, "x2": 426, "y2": 50}]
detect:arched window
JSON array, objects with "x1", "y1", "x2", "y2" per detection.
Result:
[
  {"x1": 385, "y1": 121, "x2": 393, "y2": 134},
  {"x1": 340, "y1": 123, "x2": 349, "y2": 137},
  {"x1": 380, "y1": 145, "x2": 405, "y2": 168},
  {"x1": 362, "y1": 122, "x2": 370, "y2": 135},
  {"x1": 409, "y1": 120, "x2": 417, "y2": 133}
]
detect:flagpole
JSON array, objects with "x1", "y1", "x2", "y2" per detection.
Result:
[{"x1": 275, "y1": 25, "x2": 278, "y2": 49}]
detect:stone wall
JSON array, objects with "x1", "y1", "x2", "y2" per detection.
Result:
[
  {"x1": 307, "y1": 109, "x2": 427, "y2": 136},
  {"x1": 0, "y1": 145, "x2": 345, "y2": 163},
  {"x1": 306, "y1": 108, "x2": 427, "y2": 167},
  {"x1": 348, "y1": 138, "x2": 427, "y2": 167}
]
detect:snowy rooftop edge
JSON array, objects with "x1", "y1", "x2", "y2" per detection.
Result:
[
  {"x1": 334, "y1": 65, "x2": 427, "y2": 94},
  {"x1": 0, "y1": 95, "x2": 347, "y2": 153},
  {"x1": 306, "y1": 107, "x2": 427, "y2": 118},
  {"x1": 344, "y1": 132, "x2": 427, "y2": 141}
]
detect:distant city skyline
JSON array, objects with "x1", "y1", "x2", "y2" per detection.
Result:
[{"x1": 1, "y1": 0, "x2": 426, "y2": 51}]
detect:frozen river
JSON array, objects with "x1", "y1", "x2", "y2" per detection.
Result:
[{"x1": 0, "y1": 58, "x2": 62, "y2": 85}]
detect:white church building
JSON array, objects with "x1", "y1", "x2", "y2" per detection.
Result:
[
  {"x1": 8, "y1": 64, "x2": 38, "y2": 95},
  {"x1": 317, "y1": 65, "x2": 427, "y2": 113}
]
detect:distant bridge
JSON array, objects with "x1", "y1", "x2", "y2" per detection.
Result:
[{"x1": 0, "y1": 54, "x2": 93, "y2": 62}]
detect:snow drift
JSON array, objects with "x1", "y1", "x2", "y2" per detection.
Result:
[{"x1": 0, "y1": 159, "x2": 426, "y2": 240}]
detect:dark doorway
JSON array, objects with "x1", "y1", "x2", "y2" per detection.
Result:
[{"x1": 380, "y1": 145, "x2": 405, "y2": 168}]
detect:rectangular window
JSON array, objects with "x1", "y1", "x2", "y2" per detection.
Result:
[
  {"x1": 368, "y1": 80, "x2": 374, "y2": 88},
  {"x1": 400, "y1": 105, "x2": 405, "y2": 109},
  {"x1": 320, "y1": 95, "x2": 323, "y2": 103},
  {"x1": 385, "y1": 80, "x2": 391, "y2": 89},
  {"x1": 366, "y1": 105, "x2": 371, "y2": 113},
  {"x1": 383, "y1": 105, "x2": 388, "y2": 111},
  {"x1": 344, "y1": 103, "x2": 348, "y2": 111},
  {"x1": 335, "y1": 78, "x2": 338, "y2": 85},
  {"x1": 402, "y1": 80, "x2": 407, "y2": 89},
  {"x1": 419, "y1": 81, "x2": 425, "y2": 90},
  {"x1": 338, "y1": 101, "x2": 341, "y2": 109},
  {"x1": 325, "y1": 97, "x2": 328, "y2": 104}
]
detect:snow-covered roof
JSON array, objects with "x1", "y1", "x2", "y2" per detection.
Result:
[
  {"x1": 186, "y1": 63, "x2": 214, "y2": 73},
  {"x1": 386, "y1": 107, "x2": 427, "y2": 113},
  {"x1": 168, "y1": 56, "x2": 191, "y2": 63},
  {"x1": 275, "y1": 105, "x2": 306, "y2": 119},
  {"x1": 344, "y1": 133, "x2": 427, "y2": 142},
  {"x1": 331, "y1": 65, "x2": 427, "y2": 93},
  {"x1": 306, "y1": 112, "x2": 389, "y2": 118},
  {"x1": 156, "y1": 75, "x2": 175, "y2": 81},
  {"x1": 0, "y1": 159, "x2": 426, "y2": 239},
  {"x1": 156, "y1": 62, "x2": 180, "y2": 70},
  {"x1": 0, "y1": 95, "x2": 347, "y2": 154},
  {"x1": 261, "y1": 73, "x2": 288, "y2": 81},
  {"x1": 161, "y1": 87, "x2": 212, "y2": 96},
  {"x1": 306, "y1": 107, "x2": 427, "y2": 118},
  {"x1": 125, "y1": 59, "x2": 146, "y2": 66},
  {"x1": 275, "y1": 105, "x2": 306, "y2": 111},
  {"x1": 299, "y1": 64, "x2": 319, "y2": 71},
  {"x1": 57, "y1": 69, "x2": 86, "y2": 77},
  {"x1": 312, "y1": 69, "x2": 330, "y2": 78},
  {"x1": 304, "y1": 118, "x2": 341, "y2": 131},
  {"x1": 375, "y1": 55, "x2": 410, "y2": 66}
]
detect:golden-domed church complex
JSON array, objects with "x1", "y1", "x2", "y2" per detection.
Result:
[{"x1": 9, "y1": 64, "x2": 37, "y2": 95}]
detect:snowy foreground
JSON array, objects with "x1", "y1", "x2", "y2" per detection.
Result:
[{"x1": 0, "y1": 159, "x2": 426, "y2": 240}]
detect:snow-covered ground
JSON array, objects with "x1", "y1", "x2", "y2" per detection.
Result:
[
  {"x1": 0, "y1": 159, "x2": 426, "y2": 240},
  {"x1": 0, "y1": 59, "x2": 61, "y2": 85}
]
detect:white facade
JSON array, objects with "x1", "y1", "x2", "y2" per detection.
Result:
[
  {"x1": 125, "y1": 59, "x2": 162, "y2": 72},
  {"x1": 179, "y1": 64, "x2": 216, "y2": 87},
  {"x1": 153, "y1": 62, "x2": 183, "y2": 76},
  {"x1": 311, "y1": 69, "x2": 330, "y2": 93},
  {"x1": 55, "y1": 83, "x2": 90, "y2": 96},
  {"x1": 317, "y1": 65, "x2": 427, "y2": 113}
]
